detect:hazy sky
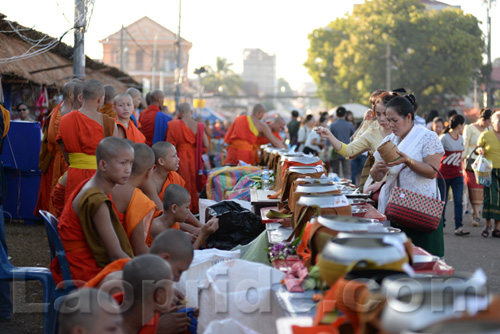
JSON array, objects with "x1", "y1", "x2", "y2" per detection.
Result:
[{"x1": 1, "y1": 0, "x2": 498, "y2": 89}]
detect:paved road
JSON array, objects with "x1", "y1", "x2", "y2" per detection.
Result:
[{"x1": 440, "y1": 199, "x2": 500, "y2": 294}]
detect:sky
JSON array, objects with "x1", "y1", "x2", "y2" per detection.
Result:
[{"x1": 1, "y1": 0, "x2": 499, "y2": 90}]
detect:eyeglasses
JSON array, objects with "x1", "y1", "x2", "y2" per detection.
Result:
[{"x1": 18, "y1": 108, "x2": 27, "y2": 111}]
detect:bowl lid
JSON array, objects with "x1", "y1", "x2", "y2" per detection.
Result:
[
  {"x1": 280, "y1": 155, "x2": 321, "y2": 164},
  {"x1": 336, "y1": 228, "x2": 408, "y2": 244},
  {"x1": 296, "y1": 177, "x2": 332, "y2": 184},
  {"x1": 297, "y1": 194, "x2": 349, "y2": 208},
  {"x1": 295, "y1": 183, "x2": 340, "y2": 193},
  {"x1": 316, "y1": 214, "x2": 379, "y2": 231},
  {"x1": 321, "y1": 237, "x2": 406, "y2": 265},
  {"x1": 288, "y1": 166, "x2": 325, "y2": 174}
]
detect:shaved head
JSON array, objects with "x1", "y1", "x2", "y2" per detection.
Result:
[
  {"x1": 122, "y1": 254, "x2": 173, "y2": 303},
  {"x1": 131, "y1": 143, "x2": 154, "y2": 175},
  {"x1": 126, "y1": 87, "x2": 141, "y2": 98},
  {"x1": 162, "y1": 184, "x2": 190, "y2": 211},
  {"x1": 103, "y1": 85, "x2": 116, "y2": 104},
  {"x1": 82, "y1": 79, "x2": 104, "y2": 101},
  {"x1": 252, "y1": 103, "x2": 266, "y2": 115},
  {"x1": 61, "y1": 82, "x2": 76, "y2": 100},
  {"x1": 178, "y1": 103, "x2": 192, "y2": 115},
  {"x1": 152, "y1": 141, "x2": 174, "y2": 164},
  {"x1": 150, "y1": 229, "x2": 194, "y2": 262},
  {"x1": 96, "y1": 137, "x2": 134, "y2": 164},
  {"x1": 72, "y1": 80, "x2": 84, "y2": 109},
  {"x1": 58, "y1": 288, "x2": 121, "y2": 333},
  {"x1": 113, "y1": 93, "x2": 132, "y2": 105},
  {"x1": 150, "y1": 90, "x2": 164, "y2": 106}
]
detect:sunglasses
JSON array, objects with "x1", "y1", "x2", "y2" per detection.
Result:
[{"x1": 18, "y1": 108, "x2": 27, "y2": 111}]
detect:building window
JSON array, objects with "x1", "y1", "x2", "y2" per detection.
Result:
[{"x1": 136, "y1": 50, "x2": 143, "y2": 71}]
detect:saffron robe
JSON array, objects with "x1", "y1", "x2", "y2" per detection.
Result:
[
  {"x1": 99, "y1": 103, "x2": 116, "y2": 119},
  {"x1": 34, "y1": 103, "x2": 61, "y2": 215},
  {"x1": 51, "y1": 175, "x2": 66, "y2": 218},
  {"x1": 57, "y1": 111, "x2": 115, "y2": 202},
  {"x1": 255, "y1": 131, "x2": 282, "y2": 146},
  {"x1": 166, "y1": 119, "x2": 202, "y2": 213},
  {"x1": 116, "y1": 119, "x2": 146, "y2": 143},
  {"x1": 139, "y1": 105, "x2": 171, "y2": 146},
  {"x1": 158, "y1": 171, "x2": 186, "y2": 201},
  {"x1": 52, "y1": 181, "x2": 133, "y2": 284},
  {"x1": 84, "y1": 258, "x2": 130, "y2": 288},
  {"x1": 224, "y1": 115, "x2": 259, "y2": 165}
]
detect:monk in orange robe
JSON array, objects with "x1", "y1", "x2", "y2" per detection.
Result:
[
  {"x1": 141, "y1": 141, "x2": 203, "y2": 231},
  {"x1": 166, "y1": 103, "x2": 208, "y2": 214},
  {"x1": 139, "y1": 90, "x2": 171, "y2": 146},
  {"x1": 34, "y1": 82, "x2": 76, "y2": 215},
  {"x1": 52, "y1": 138, "x2": 134, "y2": 285},
  {"x1": 224, "y1": 104, "x2": 286, "y2": 165},
  {"x1": 57, "y1": 80, "x2": 117, "y2": 202},
  {"x1": 113, "y1": 93, "x2": 146, "y2": 143},
  {"x1": 126, "y1": 87, "x2": 142, "y2": 129},
  {"x1": 255, "y1": 115, "x2": 286, "y2": 162},
  {"x1": 98, "y1": 85, "x2": 116, "y2": 119},
  {"x1": 110, "y1": 143, "x2": 156, "y2": 256}
]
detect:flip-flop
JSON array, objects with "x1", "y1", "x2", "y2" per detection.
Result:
[
  {"x1": 472, "y1": 216, "x2": 480, "y2": 227},
  {"x1": 482, "y1": 226, "x2": 492, "y2": 238}
]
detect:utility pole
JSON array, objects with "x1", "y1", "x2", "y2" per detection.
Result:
[
  {"x1": 120, "y1": 25, "x2": 124, "y2": 71},
  {"x1": 485, "y1": 0, "x2": 494, "y2": 108},
  {"x1": 73, "y1": 0, "x2": 86, "y2": 79},
  {"x1": 175, "y1": 0, "x2": 182, "y2": 111},
  {"x1": 386, "y1": 36, "x2": 391, "y2": 91}
]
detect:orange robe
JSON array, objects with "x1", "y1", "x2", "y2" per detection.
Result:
[
  {"x1": 139, "y1": 105, "x2": 160, "y2": 146},
  {"x1": 158, "y1": 171, "x2": 186, "y2": 202},
  {"x1": 34, "y1": 103, "x2": 61, "y2": 215},
  {"x1": 51, "y1": 177, "x2": 66, "y2": 218},
  {"x1": 111, "y1": 188, "x2": 157, "y2": 241},
  {"x1": 116, "y1": 119, "x2": 146, "y2": 143},
  {"x1": 255, "y1": 131, "x2": 282, "y2": 146},
  {"x1": 51, "y1": 181, "x2": 132, "y2": 284},
  {"x1": 84, "y1": 258, "x2": 129, "y2": 288},
  {"x1": 48, "y1": 106, "x2": 69, "y2": 193},
  {"x1": 166, "y1": 120, "x2": 201, "y2": 213},
  {"x1": 224, "y1": 115, "x2": 259, "y2": 165},
  {"x1": 57, "y1": 111, "x2": 113, "y2": 202},
  {"x1": 99, "y1": 103, "x2": 116, "y2": 118}
]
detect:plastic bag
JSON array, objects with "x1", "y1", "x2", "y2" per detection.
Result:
[
  {"x1": 205, "y1": 201, "x2": 265, "y2": 250},
  {"x1": 472, "y1": 155, "x2": 493, "y2": 187},
  {"x1": 198, "y1": 259, "x2": 286, "y2": 334},
  {"x1": 174, "y1": 248, "x2": 240, "y2": 308},
  {"x1": 203, "y1": 319, "x2": 261, "y2": 334}
]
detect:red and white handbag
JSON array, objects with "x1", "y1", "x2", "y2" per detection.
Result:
[{"x1": 385, "y1": 165, "x2": 445, "y2": 233}]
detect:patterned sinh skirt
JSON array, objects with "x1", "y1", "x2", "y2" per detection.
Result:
[
  {"x1": 483, "y1": 168, "x2": 500, "y2": 220},
  {"x1": 464, "y1": 169, "x2": 484, "y2": 205}
]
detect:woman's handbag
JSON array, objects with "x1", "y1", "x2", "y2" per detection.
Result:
[
  {"x1": 385, "y1": 165, "x2": 445, "y2": 233},
  {"x1": 465, "y1": 147, "x2": 478, "y2": 173}
]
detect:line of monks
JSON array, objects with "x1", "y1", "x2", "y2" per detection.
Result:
[{"x1": 28, "y1": 79, "x2": 287, "y2": 333}]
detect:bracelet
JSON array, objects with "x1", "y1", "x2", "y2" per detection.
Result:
[{"x1": 407, "y1": 158, "x2": 415, "y2": 168}]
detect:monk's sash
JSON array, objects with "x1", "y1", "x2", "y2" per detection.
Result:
[
  {"x1": 229, "y1": 139, "x2": 254, "y2": 151},
  {"x1": 68, "y1": 152, "x2": 97, "y2": 169}
]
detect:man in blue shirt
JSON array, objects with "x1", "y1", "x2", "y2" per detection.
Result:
[{"x1": 329, "y1": 106, "x2": 355, "y2": 179}]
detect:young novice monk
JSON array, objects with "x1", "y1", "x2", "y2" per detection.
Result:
[
  {"x1": 141, "y1": 141, "x2": 203, "y2": 230},
  {"x1": 58, "y1": 288, "x2": 123, "y2": 334},
  {"x1": 120, "y1": 254, "x2": 174, "y2": 334},
  {"x1": 53, "y1": 137, "x2": 135, "y2": 285},
  {"x1": 148, "y1": 184, "x2": 219, "y2": 248},
  {"x1": 110, "y1": 143, "x2": 156, "y2": 256},
  {"x1": 114, "y1": 93, "x2": 146, "y2": 143}
]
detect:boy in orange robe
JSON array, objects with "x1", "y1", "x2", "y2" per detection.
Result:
[
  {"x1": 110, "y1": 143, "x2": 156, "y2": 256},
  {"x1": 98, "y1": 85, "x2": 116, "y2": 118},
  {"x1": 224, "y1": 104, "x2": 286, "y2": 165},
  {"x1": 139, "y1": 90, "x2": 170, "y2": 146},
  {"x1": 166, "y1": 102, "x2": 208, "y2": 214},
  {"x1": 141, "y1": 141, "x2": 202, "y2": 231},
  {"x1": 114, "y1": 93, "x2": 146, "y2": 143},
  {"x1": 126, "y1": 87, "x2": 142, "y2": 129},
  {"x1": 120, "y1": 254, "x2": 174, "y2": 334},
  {"x1": 52, "y1": 137, "x2": 134, "y2": 285},
  {"x1": 57, "y1": 80, "x2": 117, "y2": 202},
  {"x1": 34, "y1": 82, "x2": 75, "y2": 215},
  {"x1": 148, "y1": 184, "x2": 218, "y2": 248}
]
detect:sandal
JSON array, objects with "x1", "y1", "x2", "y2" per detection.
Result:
[
  {"x1": 471, "y1": 214, "x2": 480, "y2": 227},
  {"x1": 482, "y1": 226, "x2": 492, "y2": 238},
  {"x1": 493, "y1": 230, "x2": 500, "y2": 238}
]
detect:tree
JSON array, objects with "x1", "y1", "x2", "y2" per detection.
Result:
[
  {"x1": 202, "y1": 57, "x2": 242, "y2": 95},
  {"x1": 304, "y1": 0, "x2": 484, "y2": 111}
]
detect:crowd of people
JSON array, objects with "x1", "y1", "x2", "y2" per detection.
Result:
[{"x1": 1, "y1": 80, "x2": 499, "y2": 332}]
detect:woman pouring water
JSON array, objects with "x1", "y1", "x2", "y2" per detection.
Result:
[{"x1": 370, "y1": 95, "x2": 445, "y2": 256}]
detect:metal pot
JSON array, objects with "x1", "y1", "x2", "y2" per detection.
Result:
[{"x1": 336, "y1": 228, "x2": 408, "y2": 244}]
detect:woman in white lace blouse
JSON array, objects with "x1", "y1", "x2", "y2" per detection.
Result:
[{"x1": 371, "y1": 95, "x2": 445, "y2": 256}]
